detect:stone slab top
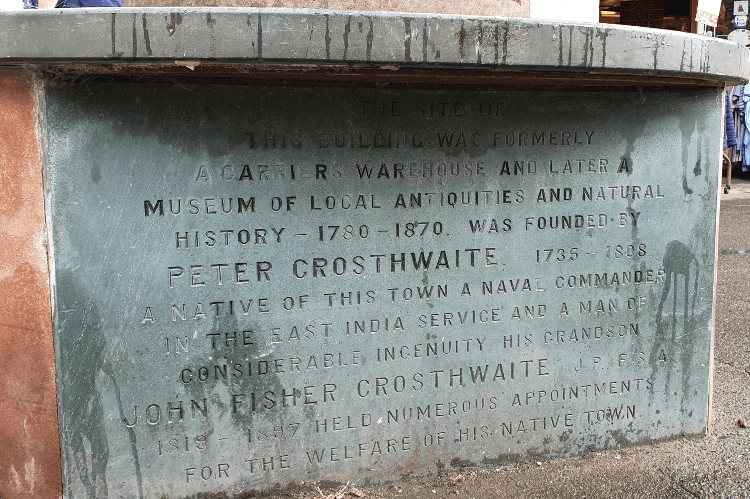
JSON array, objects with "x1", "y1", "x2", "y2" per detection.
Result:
[{"x1": 0, "y1": 8, "x2": 748, "y2": 85}]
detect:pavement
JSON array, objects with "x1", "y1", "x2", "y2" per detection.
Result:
[
  {"x1": 721, "y1": 175, "x2": 750, "y2": 201},
  {"x1": 269, "y1": 175, "x2": 750, "y2": 499}
]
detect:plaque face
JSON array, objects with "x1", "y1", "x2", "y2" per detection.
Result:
[{"x1": 46, "y1": 81, "x2": 721, "y2": 498}]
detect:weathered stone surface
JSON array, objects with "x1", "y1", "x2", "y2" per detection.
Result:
[
  {"x1": 45, "y1": 80, "x2": 723, "y2": 497},
  {"x1": 0, "y1": 9, "x2": 747, "y2": 499},
  {"x1": 0, "y1": 9, "x2": 748, "y2": 85},
  {"x1": 122, "y1": 0, "x2": 530, "y2": 18},
  {"x1": 0, "y1": 72, "x2": 61, "y2": 499}
]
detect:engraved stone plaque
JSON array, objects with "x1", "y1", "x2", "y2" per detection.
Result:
[{"x1": 47, "y1": 81, "x2": 721, "y2": 497}]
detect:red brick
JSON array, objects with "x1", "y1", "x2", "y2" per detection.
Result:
[{"x1": 0, "y1": 73, "x2": 62, "y2": 499}]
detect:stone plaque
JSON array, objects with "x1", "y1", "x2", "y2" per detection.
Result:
[{"x1": 47, "y1": 81, "x2": 721, "y2": 498}]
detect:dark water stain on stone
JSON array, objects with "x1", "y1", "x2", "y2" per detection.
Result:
[
  {"x1": 131, "y1": 14, "x2": 137, "y2": 58},
  {"x1": 595, "y1": 27, "x2": 609, "y2": 67},
  {"x1": 166, "y1": 12, "x2": 182, "y2": 36},
  {"x1": 475, "y1": 21, "x2": 482, "y2": 65},
  {"x1": 567, "y1": 26, "x2": 573, "y2": 66},
  {"x1": 366, "y1": 17, "x2": 373, "y2": 61},
  {"x1": 458, "y1": 20, "x2": 466, "y2": 61},
  {"x1": 618, "y1": 94, "x2": 649, "y2": 182},
  {"x1": 501, "y1": 20, "x2": 509, "y2": 65},
  {"x1": 324, "y1": 15, "x2": 331, "y2": 60},
  {"x1": 652, "y1": 239, "x2": 701, "y2": 422},
  {"x1": 342, "y1": 16, "x2": 351, "y2": 60},
  {"x1": 258, "y1": 13, "x2": 263, "y2": 60},
  {"x1": 656, "y1": 240, "x2": 698, "y2": 337},
  {"x1": 142, "y1": 14, "x2": 152, "y2": 56},
  {"x1": 679, "y1": 110, "x2": 697, "y2": 196},
  {"x1": 404, "y1": 18, "x2": 412, "y2": 62}
]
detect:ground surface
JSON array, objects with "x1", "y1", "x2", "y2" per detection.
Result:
[{"x1": 249, "y1": 176, "x2": 750, "y2": 499}]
